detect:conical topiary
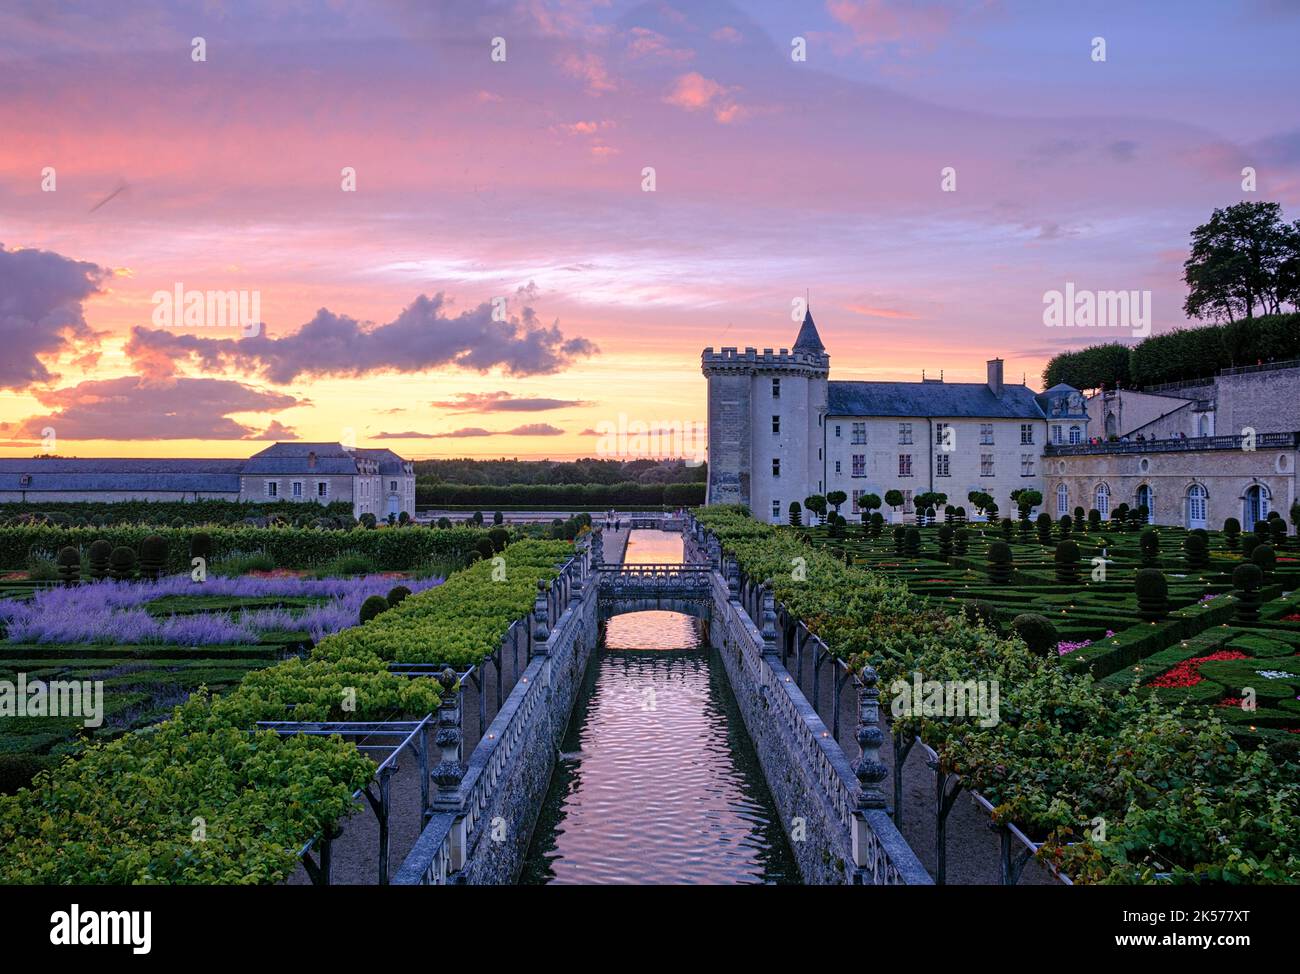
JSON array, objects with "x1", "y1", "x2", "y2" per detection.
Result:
[
  {"x1": 56, "y1": 546, "x2": 81, "y2": 586},
  {"x1": 139, "y1": 534, "x2": 167, "y2": 581}
]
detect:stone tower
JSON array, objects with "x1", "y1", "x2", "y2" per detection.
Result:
[{"x1": 701, "y1": 308, "x2": 830, "y2": 520}]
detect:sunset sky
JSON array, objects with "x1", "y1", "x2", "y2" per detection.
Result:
[{"x1": 1, "y1": 0, "x2": 1297, "y2": 460}]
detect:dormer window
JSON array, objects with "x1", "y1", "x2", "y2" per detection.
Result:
[{"x1": 19, "y1": 474, "x2": 32, "y2": 488}]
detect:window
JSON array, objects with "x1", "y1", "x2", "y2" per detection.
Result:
[
  {"x1": 852, "y1": 489, "x2": 864, "y2": 511},
  {"x1": 266, "y1": 481, "x2": 278, "y2": 498},
  {"x1": 898, "y1": 454, "x2": 913, "y2": 477},
  {"x1": 1021, "y1": 454, "x2": 1035, "y2": 477},
  {"x1": 851, "y1": 422, "x2": 867, "y2": 445},
  {"x1": 936, "y1": 453, "x2": 950, "y2": 477},
  {"x1": 980, "y1": 424, "x2": 994, "y2": 445},
  {"x1": 835, "y1": 424, "x2": 841, "y2": 438},
  {"x1": 1056, "y1": 483, "x2": 1069, "y2": 515},
  {"x1": 1095, "y1": 483, "x2": 1110, "y2": 518},
  {"x1": 292, "y1": 481, "x2": 303, "y2": 498},
  {"x1": 1020, "y1": 424, "x2": 1034, "y2": 445},
  {"x1": 1051, "y1": 424, "x2": 1063, "y2": 444},
  {"x1": 934, "y1": 423, "x2": 948, "y2": 446},
  {"x1": 852, "y1": 454, "x2": 866, "y2": 477},
  {"x1": 772, "y1": 415, "x2": 781, "y2": 434},
  {"x1": 772, "y1": 378, "x2": 781, "y2": 399},
  {"x1": 772, "y1": 458, "x2": 780, "y2": 478},
  {"x1": 390, "y1": 480, "x2": 397, "y2": 492},
  {"x1": 317, "y1": 481, "x2": 329, "y2": 498},
  {"x1": 834, "y1": 460, "x2": 842, "y2": 474},
  {"x1": 772, "y1": 500, "x2": 781, "y2": 520},
  {"x1": 980, "y1": 454, "x2": 994, "y2": 476},
  {"x1": 1188, "y1": 484, "x2": 1208, "y2": 526},
  {"x1": 1068, "y1": 425, "x2": 1081, "y2": 445},
  {"x1": 898, "y1": 423, "x2": 912, "y2": 445}
]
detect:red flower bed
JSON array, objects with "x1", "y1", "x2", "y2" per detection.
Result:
[
  {"x1": 1283, "y1": 613, "x2": 1300, "y2": 622},
  {"x1": 1146, "y1": 650, "x2": 1248, "y2": 689}
]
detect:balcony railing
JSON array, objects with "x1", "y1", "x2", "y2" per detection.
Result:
[{"x1": 1046, "y1": 431, "x2": 1300, "y2": 456}]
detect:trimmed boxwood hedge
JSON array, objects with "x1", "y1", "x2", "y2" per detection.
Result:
[{"x1": 1, "y1": 524, "x2": 489, "y2": 573}]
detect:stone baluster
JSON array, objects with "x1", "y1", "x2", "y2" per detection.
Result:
[
  {"x1": 432, "y1": 667, "x2": 465, "y2": 795},
  {"x1": 591, "y1": 529, "x2": 604, "y2": 568},
  {"x1": 760, "y1": 582, "x2": 778, "y2": 654},
  {"x1": 855, "y1": 666, "x2": 888, "y2": 809},
  {"x1": 726, "y1": 553, "x2": 740, "y2": 601},
  {"x1": 569, "y1": 561, "x2": 584, "y2": 607},
  {"x1": 531, "y1": 579, "x2": 551, "y2": 657}
]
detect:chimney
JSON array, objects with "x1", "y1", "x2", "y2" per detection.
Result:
[
  {"x1": 987, "y1": 358, "x2": 1004, "y2": 397},
  {"x1": 307, "y1": 450, "x2": 317, "y2": 470}
]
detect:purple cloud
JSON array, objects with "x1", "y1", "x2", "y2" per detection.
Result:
[
  {"x1": 14, "y1": 376, "x2": 300, "y2": 440},
  {"x1": 125, "y1": 293, "x2": 597, "y2": 384},
  {"x1": 430, "y1": 391, "x2": 593, "y2": 412},
  {"x1": 0, "y1": 243, "x2": 109, "y2": 390}
]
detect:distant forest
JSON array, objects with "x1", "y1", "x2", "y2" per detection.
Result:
[{"x1": 413, "y1": 457, "x2": 707, "y2": 508}]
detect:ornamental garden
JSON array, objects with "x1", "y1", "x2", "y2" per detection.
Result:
[
  {"x1": 0, "y1": 512, "x2": 582, "y2": 882},
  {"x1": 694, "y1": 502, "x2": 1300, "y2": 883}
]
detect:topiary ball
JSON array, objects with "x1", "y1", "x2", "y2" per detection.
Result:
[
  {"x1": 360, "y1": 595, "x2": 389, "y2": 624},
  {"x1": 1232, "y1": 562, "x2": 1262, "y2": 592},
  {"x1": 1011, "y1": 613, "x2": 1058, "y2": 656},
  {"x1": 386, "y1": 585, "x2": 412, "y2": 608},
  {"x1": 1252, "y1": 543, "x2": 1276, "y2": 575}
]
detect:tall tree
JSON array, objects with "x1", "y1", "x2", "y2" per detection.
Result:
[{"x1": 1183, "y1": 202, "x2": 1292, "y2": 321}]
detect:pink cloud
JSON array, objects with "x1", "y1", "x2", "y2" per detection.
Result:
[
  {"x1": 559, "y1": 51, "x2": 616, "y2": 95},
  {"x1": 664, "y1": 72, "x2": 746, "y2": 124}
]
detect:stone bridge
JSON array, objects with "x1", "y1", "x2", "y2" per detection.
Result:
[{"x1": 595, "y1": 562, "x2": 713, "y2": 621}]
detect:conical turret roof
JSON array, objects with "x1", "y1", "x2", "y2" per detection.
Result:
[{"x1": 793, "y1": 307, "x2": 825, "y2": 354}]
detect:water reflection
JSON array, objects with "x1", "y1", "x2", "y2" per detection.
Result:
[{"x1": 520, "y1": 531, "x2": 798, "y2": 885}]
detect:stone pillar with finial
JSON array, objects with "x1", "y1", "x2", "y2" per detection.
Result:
[
  {"x1": 431, "y1": 665, "x2": 467, "y2": 868},
  {"x1": 852, "y1": 665, "x2": 889, "y2": 873},
  {"x1": 760, "y1": 581, "x2": 778, "y2": 654},
  {"x1": 726, "y1": 552, "x2": 740, "y2": 602},
  {"x1": 531, "y1": 578, "x2": 551, "y2": 657},
  {"x1": 855, "y1": 666, "x2": 889, "y2": 809},
  {"x1": 590, "y1": 528, "x2": 604, "y2": 569}
]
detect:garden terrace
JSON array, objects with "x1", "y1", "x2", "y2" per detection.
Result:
[
  {"x1": 1045, "y1": 430, "x2": 1300, "y2": 456},
  {"x1": 689, "y1": 505, "x2": 1300, "y2": 883}
]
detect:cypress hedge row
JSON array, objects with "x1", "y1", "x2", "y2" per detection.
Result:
[
  {"x1": 415, "y1": 480, "x2": 704, "y2": 508},
  {"x1": 1, "y1": 524, "x2": 488, "y2": 573},
  {"x1": 0, "y1": 499, "x2": 353, "y2": 526},
  {"x1": 1043, "y1": 311, "x2": 1300, "y2": 389}
]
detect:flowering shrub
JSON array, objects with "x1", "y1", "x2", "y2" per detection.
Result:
[
  {"x1": 0, "y1": 574, "x2": 442, "y2": 645},
  {"x1": 1145, "y1": 650, "x2": 1248, "y2": 689}
]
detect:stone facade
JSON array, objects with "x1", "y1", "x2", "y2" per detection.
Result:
[
  {"x1": 1046, "y1": 435, "x2": 1300, "y2": 529},
  {"x1": 0, "y1": 441, "x2": 416, "y2": 520},
  {"x1": 703, "y1": 312, "x2": 1088, "y2": 523}
]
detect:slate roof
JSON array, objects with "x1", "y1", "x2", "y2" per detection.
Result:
[
  {"x1": 0, "y1": 459, "x2": 243, "y2": 493},
  {"x1": 242, "y1": 442, "x2": 363, "y2": 475},
  {"x1": 792, "y1": 309, "x2": 826, "y2": 354},
  {"x1": 354, "y1": 448, "x2": 410, "y2": 475},
  {"x1": 827, "y1": 381, "x2": 1047, "y2": 419}
]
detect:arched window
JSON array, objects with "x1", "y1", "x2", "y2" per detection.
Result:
[
  {"x1": 1068, "y1": 425, "x2": 1081, "y2": 444},
  {"x1": 1105, "y1": 413, "x2": 1118, "y2": 438},
  {"x1": 1056, "y1": 483, "x2": 1069, "y2": 516},
  {"x1": 1244, "y1": 484, "x2": 1271, "y2": 527},
  {"x1": 1136, "y1": 484, "x2": 1153, "y2": 523},
  {"x1": 1187, "y1": 483, "x2": 1207, "y2": 529},
  {"x1": 1095, "y1": 483, "x2": 1110, "y2": 518},
  {"x1": 1198, "y1": 414, "x2": 1210, "y2": 437}
]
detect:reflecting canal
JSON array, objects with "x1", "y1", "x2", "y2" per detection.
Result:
[{"x1": 520, "y1": 530, "x2": 798, "y2": 884}]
